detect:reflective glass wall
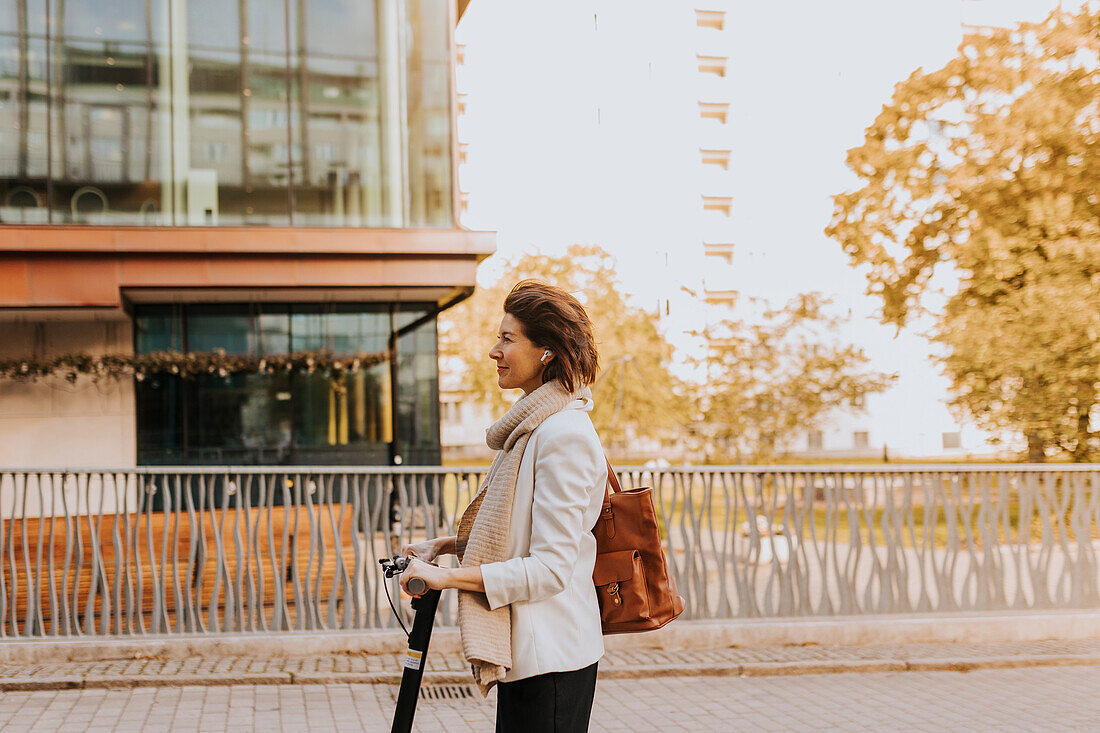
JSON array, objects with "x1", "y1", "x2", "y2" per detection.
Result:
[
  {"x1": 0, "y1": 0, "x2": 453, "y2": 227},
  {"x1": 134, "y1": 302, "x2": 440, "y2": 465}
]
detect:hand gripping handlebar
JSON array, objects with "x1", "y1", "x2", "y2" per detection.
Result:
[{"x1": 379, "y1": 556, "x2": 428, "y2": 596}]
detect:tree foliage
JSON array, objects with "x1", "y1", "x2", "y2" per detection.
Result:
[
  {"x1": 827, "y1": 6, "x2": 1100, "y2": 460},
  {"x1": 691, "y1": 294, "x2": 896, "y2": 462},
  {"x1": 439, "y1": 245, "x2": 684, "y2": 448}
]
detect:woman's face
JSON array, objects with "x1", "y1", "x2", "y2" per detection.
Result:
[{"x1": 489, "y1": 313, "x2": 550, "y2": 395}]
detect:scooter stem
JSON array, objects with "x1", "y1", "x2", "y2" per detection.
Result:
[{"x1": 391, "y1": 587, "x2": 442, "y2": 733}]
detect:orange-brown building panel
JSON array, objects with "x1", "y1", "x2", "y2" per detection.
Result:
[{"x1": 0, "y1": 226, "x2": 494, "y2": 309}]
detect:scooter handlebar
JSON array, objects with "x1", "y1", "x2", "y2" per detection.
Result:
[{"x1": 380, "y1": 555, "x2": 430, "y2": 596}]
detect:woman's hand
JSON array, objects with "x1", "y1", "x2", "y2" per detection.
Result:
[
  {"x1": 399, "y1": 536, "x2": 455, "y2": 563},
  {"x1": 398, "y1": 558, "x2": 451, "y2": 596},
  {"x1": 397, "y1": 558, "x2": 486, "y2": 597}
]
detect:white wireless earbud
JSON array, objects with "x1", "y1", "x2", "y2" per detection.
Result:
[{"x1": 541, "y1": 350, "x2": 551, "y2": 363}]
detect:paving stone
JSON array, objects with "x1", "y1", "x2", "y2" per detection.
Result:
[
  {"x1": 13, "y1": 638, "x2": 1097, "y2": 690},
  {"x1": 0, "y1": 636, "x2": 1096, "y2": 733}
]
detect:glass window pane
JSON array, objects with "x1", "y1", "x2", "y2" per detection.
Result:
[
  {"x1": 329, "y1": 306, "x2": 388, "y2": 353},
  {"x1": 187, "y1": 47, "x2": 243, "y2": 224},
  {"x1": 404, "y1": 0, "x2": 452, "y2": 227},
  {"x1": 187, "y1": 1, "x2": 290, "y2": 225},
  {"x1": 136, "y1": 376, "x2": 184, "y2": 464},
  {"x1": 46, "y1": 1, "x2": 171, "y2": 225},
  {"x1": 0, "y1": 31, "x2": 51, "y2": 222},
  {"x1": 290, "y1": 304, "x2": 326, "y2": 351},
  {"x1": 0, "y1": 1, "x2": 20, "y2": 34},
  {"x1": 134, "y1": 304, "x2": 182, "y2": 352},
  {"x1": 1, "y1": 0, "x2": 46, "y2": 36},
  {"x1": 181, "y1": 372, "x2": 294, "y2": 464},
  {"x1": 256, "y1": 304, "x2": 291, "y2": 353},
  {"x1": 392, "y1": 307, "x2": 424, "y2": 331},
  {"x1": 291, "y1": 371, "x2": 334, "y2": 446},
  {"x1": 134, "y1": 303, "x2": 437, "y2": 466},
  {"x1": 289, "y1": 0, "x2": 385, "y2": 226},
  {"x1": 186, "y1": 0, "x2": 239, "y2": 49},
  {"x1": 2, "y1": 0, "x2": 455, "y2": 229},
  {"x1": 186, "y1": 374, "x2": 236, "y2": 461},
  {"x1": 186, "y1": 304, "x2": 252, "y2": 353},
  {"x1": 395, "y1": 312, "x2": 438, "y2": 463},
  {"x1": 347, "y1": 365, "x2": 389, "y2": 443}
]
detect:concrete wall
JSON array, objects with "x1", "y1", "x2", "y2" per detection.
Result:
[{"x1": 0, "y1": 311, "x2": 136, "y2": 468}]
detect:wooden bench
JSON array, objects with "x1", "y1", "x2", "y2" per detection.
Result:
[{"x1": 1, "y1": 505, "x2": 362, "y2": 635}]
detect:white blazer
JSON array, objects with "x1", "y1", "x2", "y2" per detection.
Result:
[{"x1": 478, "y1": 396, "x2": 607, "y2": 683}]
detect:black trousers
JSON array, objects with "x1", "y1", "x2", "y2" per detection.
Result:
[{"x1": 495, "y1": 662, "x2": 598, "y2": 733}]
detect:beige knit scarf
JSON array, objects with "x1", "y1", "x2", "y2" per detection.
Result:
[{"x1": 455, "y1": 379, "x2": 588, "y2": 695}]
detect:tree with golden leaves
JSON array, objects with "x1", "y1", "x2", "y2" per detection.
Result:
[
  {"x1": 439, "y1": 245, "x2": 685, "y2": 453},
  {"x1": 827, "y1": 6, "x2": 1100, "y2": 461},
  {"x1": 691, "y1": 293, "x2": 896, "y2": 463}
]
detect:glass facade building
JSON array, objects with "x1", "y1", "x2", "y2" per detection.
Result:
[
  {"x1": 0, "y1": 0, "x2": 452, "y2": 227},
  {"x1": 134, "y1": 303, "x2": 439, "y2": 465},
  {"x1": 0, "y1": 0, "x2": 489, "y2": 471}
]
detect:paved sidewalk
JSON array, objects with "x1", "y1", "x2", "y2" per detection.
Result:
[
  {"x1": 0, "y1": 666, "x2": 1097, "y2": 731},
  {"x1": 0, "y1": 638, "x2": 1098, "y2": 690}
]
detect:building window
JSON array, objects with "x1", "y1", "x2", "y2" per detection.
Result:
[
  {"x1": 0, "y1": 0, "x2": 454, "y2": 228},
  {"x1": 697, "y1": 55, "x2": 728, "y2": 77},
  {"x1": 456, "y1": 43, "x2": 466, "y2": 65},
  {"x1": 807, "y1": 431, "x2": 824, "y2": 451},
  {"x1": 457, "y1": 93, "x2": 469, "y2": 115},
  {"x1": 698, "y1": 101, "x2": 730, "y2": 123},
  {"x1": 442, "y1": 400, "x2": 460, "y2": 423},
  {"x1": 704, "y1": 242, "x2": 734, "y2": 264},
  {"x1": 134, "y1": 302, "x2": 440, "y2": 467},
  {"x1": 203, "y1": 142, "x2": 229, "y2": 163},
  {"x1": 702, "y1": 195, "x2": 732, "y2": 216},
  {"x1": 942, "y1": 431, "x2": 962, "y2": 450},
  {"x1": 458, "y1": 142, "x2": 469, "y2": 164},
  {"x1": 701, "y1": 149, "x2": 731, "y2": 169},
  {"x1": 853, "y1": 431, "x2": 870, "y2": 449},
  {"x1": 695, "y1": 10, "x2": 725, "y2": 30},
  {"x1": 703, "y1": 289, "x2": 737, "y2": 307},
  {"x1": 314, "y1": 143, "x2": 339, "y2": 163}
]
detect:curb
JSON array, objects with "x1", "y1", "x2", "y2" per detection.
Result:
[
  {"x1": 901, "y1": 654, "x2": 1100, "y2": 673},
  {"x1": 0, "y1": 654, "x2": 1097, "y2": 692},
  {"x1": 6, "y1": 612, "x2": 1100, "y2": 665}
]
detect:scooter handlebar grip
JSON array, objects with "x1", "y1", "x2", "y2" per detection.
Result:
[{"x1": 407, "y1": 577, "x2": 428, "y2": 596}]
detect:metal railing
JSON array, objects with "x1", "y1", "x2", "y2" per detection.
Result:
[{"x1": 0, "y1": 465, "x2": 1097, "y2": 639}]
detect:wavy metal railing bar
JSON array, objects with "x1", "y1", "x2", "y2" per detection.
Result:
[{"x1": 0, "y1": 466, "x2": 1097, "y2": 639}]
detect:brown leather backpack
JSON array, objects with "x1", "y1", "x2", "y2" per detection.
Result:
[{"x1": 592, "y1": 460, "x2": 685, "y2": 634}]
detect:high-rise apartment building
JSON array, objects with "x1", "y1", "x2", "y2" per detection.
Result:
[
  {"x1": 0, "y1": 0, "x2": 494, "y2": 468},
  {"x1": 452, "y1": 0, "x2": 1062, "y2": 460}
]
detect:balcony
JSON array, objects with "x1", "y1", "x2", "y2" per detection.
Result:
[
  {"x1": 695, "y1": 10, "x2": 726, "y2": 30},
  {"x1": 701, "y1": 196, "x2": 733, "y2": 216},
  {"x1": 703, "y1": 288, "x2": 738, "y2": 307},
  {"x1": 697, "y1": 55, "x2": 729, "y2": 77},
  {"x1": 700, "y1": 149, "x2": 732, "y2": 170},
  {"x1": 704, "y1": 242, "x2": 734, "y2": 263},
  {"x1": 698, "y1": 101, "x2": 730, "y2": 123}
]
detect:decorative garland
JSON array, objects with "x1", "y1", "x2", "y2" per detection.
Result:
[{"x1": 0, "y1": 349, "x2": 390, "y2": 384}]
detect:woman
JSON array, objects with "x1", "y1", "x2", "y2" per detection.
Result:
[{"x1": 399, "y1": 280, "x2": 606, "y2": 732}]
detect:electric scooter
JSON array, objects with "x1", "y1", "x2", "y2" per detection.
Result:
[{"x1": 379, "y1": 556, "x2": 442, "y2": 733}]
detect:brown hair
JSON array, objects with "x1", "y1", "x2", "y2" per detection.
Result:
[{"x1": 503, "y1": 280, "x2": 599, "y2": 393}]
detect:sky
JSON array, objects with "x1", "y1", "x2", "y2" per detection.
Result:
[{"x1": 453, "y1": 0, "x2": 1069, "y2": 455}]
